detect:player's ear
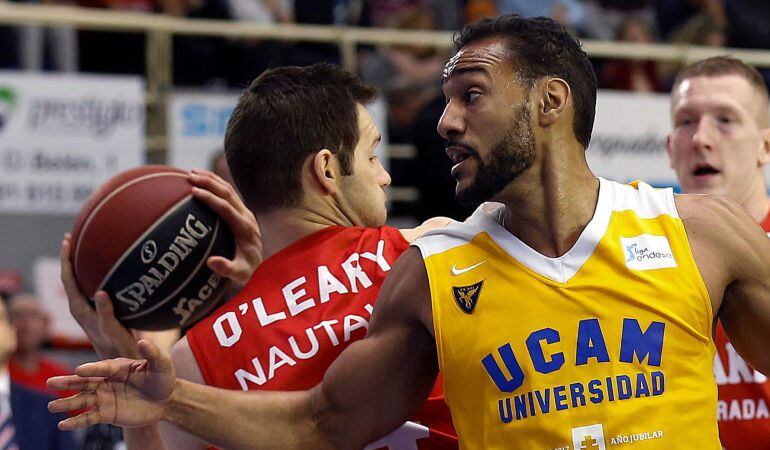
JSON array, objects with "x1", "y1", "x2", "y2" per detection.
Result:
[
  {"x1": 311, "y1": 149, "x2": 339, "y2": 194},
  {"x1": 758, "y1": 128, "x2": 770, "y2": 166},
  {"x1": 665, "y1": 135, "x2": 676, "y2": 169},
  {"x1": 538, "y1": 78, "x2": 570, "y2": 127}
]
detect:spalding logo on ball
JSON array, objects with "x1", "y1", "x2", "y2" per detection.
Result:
[{"x1": 70, "y1": 165, "x2": 235, "y2": 330}]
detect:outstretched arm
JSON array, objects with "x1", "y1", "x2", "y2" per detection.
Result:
[
  {"x1": 679, "y1": 195, "x2": 770, "y2": 373},
  {"x1": 50, "y1": 248, "x2": 438, "y2": 450}
]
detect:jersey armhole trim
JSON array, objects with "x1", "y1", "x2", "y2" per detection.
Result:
[
  {"x1": 673, "y1": 214, "x2": 715, "y2": 343},
  {"x1": 412, "y1": 243, "x2": 446, "y2": 378}
]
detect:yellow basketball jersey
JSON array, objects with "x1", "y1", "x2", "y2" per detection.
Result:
[{"x1": 414, "y1": 178, "x2": 718, "y2": 449}]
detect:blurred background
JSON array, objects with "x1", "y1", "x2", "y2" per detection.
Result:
[{"x1": 0, "y1": 0, "x2": 768, "y2": 446}]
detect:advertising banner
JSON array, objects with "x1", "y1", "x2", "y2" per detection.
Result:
[
  {"x1": 169, "y1": 91, "x2": 237, "y2": 172},
  {"x1": 169, "y1": 92, "x2": 390, "y2": 172},
  {"x1": 0, "y1": 71, "x2": 145, "y2": 214}
]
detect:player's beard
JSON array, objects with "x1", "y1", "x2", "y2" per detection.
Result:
[{"x1": 455, "y1": 103, "x2": 537, "y2": 207}]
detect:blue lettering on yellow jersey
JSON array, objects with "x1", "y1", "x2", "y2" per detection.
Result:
[{"x1": 414, "y1": 178, "x2": 718, "y2": 449}]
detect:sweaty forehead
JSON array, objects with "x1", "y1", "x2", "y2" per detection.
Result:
[{"x1": 443, "y1": 39, "x2": 509, "y2": 81}]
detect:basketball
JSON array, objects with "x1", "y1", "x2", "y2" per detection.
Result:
[{"x1": 70, "y1": 165, "x2": 235, "y2": 330}]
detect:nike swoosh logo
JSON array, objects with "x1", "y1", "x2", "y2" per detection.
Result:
[{"x1": 451, "y1": 260, "x2": 487, "y2": 276}]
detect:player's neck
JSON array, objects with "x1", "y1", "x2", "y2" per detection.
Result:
[
  {"x1": 739, "y1": 182, "x2": 770, "y2": 224},
  {"x1": 494, "y1": 154, "x2": 599, "y2": 258},
  {"x1": 256, "y1": 209, "x2": 338, "y2": 260}
]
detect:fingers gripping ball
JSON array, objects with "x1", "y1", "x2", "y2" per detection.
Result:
[{"x1": 70, "y1": 165, "x2": 235, "y2": 330}]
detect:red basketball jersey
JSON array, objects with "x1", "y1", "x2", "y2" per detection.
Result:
[
  {"x1": 187, "y1": 225, "x2": 457, "y2": 449},
  {"x1": 713, "y1": 214, "x2": 770, "y2": 449}
]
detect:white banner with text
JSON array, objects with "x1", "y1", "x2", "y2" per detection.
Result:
[
  {"x1": 168, "y1": 91, "x2": 390, "y2": 172},
  {"x1": 0, "y1": 71, "x2": 144, "y2": 214}
]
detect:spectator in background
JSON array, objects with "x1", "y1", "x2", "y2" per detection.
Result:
[
  {"x1": 0, "y1": 0, "x2": 78, "y2": 72},
  {"x1": 226, "y1": 0, "x2": 290, "y2": 23},
  {"x1": 582, "y1": 0, "x2": 655, "y2": 40},
  {"x1": 366, "y1": 0, "x2": 460, "y2": 30},
  {"x1": 598, "y1": 15, "x2": 665, "y2": 92},
  {"x1": 410, "y1": 93, "x2": 475, "y2": 222},
  {"x1": 665, "y1": 56, "x2": 770, "y2": 448},
  {"x1": 463, "y1": 0, "x2": 497, "y2": 24},
  {"x1": 656, "y1": 0, "x2": 726, "y2": 42},
  {"x1": 656, "y1": 0, "x2": 728, "y2": 87},
  {"x1": 283, "y1": 0, "x2": 340, "y2": 67},
  {"x1": 221, "y1": 0, "x2": 291, "y2": 87},
  {"x1": 360, "y1": 5, "x2": 446, "y2": 140},
  {"x1": 77, "y1": 0, "x2": 156, "y2": 75},
  {"x1": 496, "y1": 0, "x2": 587, "y2": 35},
  {"x1": 78, "y1": 0, "x2": 232, "y2": 85},
  {"x1": 366, "y1": 0, "x2": 426, "y2": 27},
  {"x1": 0, "y1": 296, "x2": 76, "y2": 450},
  {"x1": 164, "y1": 0, "x2": 233, "y2": 86},
  {"x1": 725, "y1": 0, "x2": 770, "y2": 50},
  {"x1": 7, "y1": 293, "x2": 72, "y2": 396},
  {"x1": 724, "y1": 0, "x2": 770, "y2": 86},
  {"x1": 0, "y1": 21, "x2": 22, "y2": 69}
]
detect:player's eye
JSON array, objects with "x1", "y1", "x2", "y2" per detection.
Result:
[
  {"x1": 717, "y1": 116, "x2": 733, "y2": 124},
  {"x1": 464, "y1": 91, "x2": 480, "y2": 103}
]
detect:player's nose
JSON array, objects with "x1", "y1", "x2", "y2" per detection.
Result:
[{"x1": 438, "y1": 100, "x2": 465, "y2": 139}]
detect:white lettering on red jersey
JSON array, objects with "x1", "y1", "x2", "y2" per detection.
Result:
[{"x1": 188, "y1": 226, "x2": 457, "y2": 449}]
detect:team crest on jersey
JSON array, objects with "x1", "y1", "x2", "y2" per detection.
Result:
[{"x1": 452, "y1": 281, "x2": 483, "y2": 314}]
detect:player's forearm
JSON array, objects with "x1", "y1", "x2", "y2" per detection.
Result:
[
  {"x1": 124, "y1": 425, "x2": 167, "y2": 450},
  {"x1": 163, "y1": 379, "x2": 334, "y2": 450}
]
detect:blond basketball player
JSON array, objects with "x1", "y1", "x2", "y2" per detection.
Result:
[{"x1": 666, "y1": 56, "x2": 770, "y2": 449}]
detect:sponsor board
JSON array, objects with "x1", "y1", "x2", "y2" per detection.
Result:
[
  {"x1": 168, "y1": 92, "x2": 390, "y2": 172},
  {"x1": 0, "y1": 71, "x2": 144, "y2": 214}
]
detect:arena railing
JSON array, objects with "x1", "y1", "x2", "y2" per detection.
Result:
[{"x1": 2, "y1": 2, "x2": 770, "y2": 159}]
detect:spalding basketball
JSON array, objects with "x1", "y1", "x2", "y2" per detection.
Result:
[{"x1": 70, "y1": 165, "x2": 235, "y2": 330}]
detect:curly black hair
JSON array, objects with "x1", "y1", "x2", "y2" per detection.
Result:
[{"x1": 454, "y1": 14, "x2": 597, "y2": 149}]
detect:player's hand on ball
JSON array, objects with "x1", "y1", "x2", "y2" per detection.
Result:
[
  {"x1": 189, "y1": 169, "x2": 263, "y2": 286},
  {"x1": 47, "y1": 339, "x2": 175, "y2": 429},
  {"x1": 61, "y1": 234, "x2": 140, "y2": 359}
]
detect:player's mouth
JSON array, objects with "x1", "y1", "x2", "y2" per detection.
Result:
[
  {"x1": 691, "y1": 163, "x2": 720, "y2": 181},
  {"x1": 446, "y1": 143, "x2": 478, "y2": 177}
]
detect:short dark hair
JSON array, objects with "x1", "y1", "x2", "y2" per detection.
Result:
[
  {"x1": 224, "y1": 64, "x2": 377, "y2": 214},
  {"x1": 453, "y1": 14, "x2": 597, "y2": 149},
  {"x1": 672, "y1": 56, "x2": 769, "y2": 101}
]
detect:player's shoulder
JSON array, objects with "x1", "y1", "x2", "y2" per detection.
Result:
[
  {"x1": 411, "y1": 203, "x2": 499, "y2": 258},
  {"x1": 675, "y1": 193, "x2": 768, "y2": 261},
  {"x1": 398, "y1": 217, "x2": 453, "y2": 243},
  {"x1": 675, "y1": 193, "x2": 750, "y2": 232}
]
